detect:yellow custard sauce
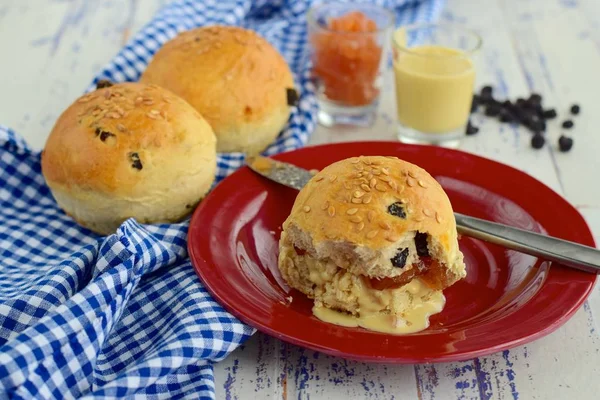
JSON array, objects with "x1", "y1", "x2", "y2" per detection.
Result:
[
  {"x1": 393, "y1": 45, "x2": 475, "y2": 134},
  {"x1": 312, "y1": 279, "x2": 445, "y2": 335}
]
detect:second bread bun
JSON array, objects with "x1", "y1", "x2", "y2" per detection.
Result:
[
  {"x1": 279, "y1": 155, "x2": 466, "y2": 290},
  {"x1": 140, "y1": 26, "x2": 296, "y2": 155},
  {"x1": 41, "y1": 82, "x2": 217, "y2": 235}
]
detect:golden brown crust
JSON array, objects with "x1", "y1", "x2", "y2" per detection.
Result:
[
  {"x1": 140, "y1": 25, "x2": 295, "y2": 154},
  {"x1": 280, "y1": 156, "x2": 466, "y2": 285},
  {"x1": 284, "y1": 156, "x2": 455, "y2": 248},
  {"x1": 41, "y1": 82, "x2": 217, "y2": 235}
]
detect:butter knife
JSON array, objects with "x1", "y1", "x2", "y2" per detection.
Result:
[{"x1": 246, "y1": 155, "x2": 600, "y2": 274}]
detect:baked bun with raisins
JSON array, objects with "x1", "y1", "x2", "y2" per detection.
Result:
[
  {"x1": 41, "y1": 82, "x2": 217, "y2": 235},
  {"x1": 140, "y1": 25, "x2": 297, "y2": 155},
  {"x1": 278, "y1": 155, "x2": 466, "y2": 319}
]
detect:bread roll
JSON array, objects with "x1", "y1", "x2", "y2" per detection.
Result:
[
  {"x1": 41, "y1": 82, "x2": 217, "y2": 235},
  {"x1": 277, "y1": 156, "x2": 466, "y2": 332},
  {"x1": 140, "y1": 25, "x2": 296, "y2": 155}
]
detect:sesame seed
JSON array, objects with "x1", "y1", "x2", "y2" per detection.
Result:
[
  {"x1": 366, "y1": 173, "x2": 374, "y2": 180},
  {"x1": 349, "y1": 216, "x2": 362, "y2": 223},
  {"x1": 357, "y1": 222, "x2": 365, "y2": 231},
  {"x1": 347, "y1": 208, "x2": 358, "y2": 215},
  {"x1": 415, "y1": 216, "x2": 424, "y2": 222},
  {"x1": 92, "y1": 109, "x2": 101, "y2": 116},
  {"x1": 117, "y1": 123, "x2": 126, "y2": 132},
  {"x1": 322, "y1": 201, "x2": 330, "y2": 210},
  {"x1": 375, "y1": 184, "x2": 387, "y2": 192},
  {"x1": 329, "y1": 175, "x2": 337, "y2": 182},
  {"x1": 351, "y1": 198, "x2": 362, "y2": 204},
  {"x1": 379, "y1": 221, "x2": 391, "y2": 230},
  {"x1": 397, "y1": 185, "x2": 405, "y2": 193},
  {"x1": 160, "y1": 110, "x2": 168, "y2": 119},
  {"x1": 344, "y1": 182, "x2": 353, "y2": 190},
  {"x1": 353, "y1": 191, "x2": 364, "y2": 198},
  {"x1": 147, "y1": 112, "x2": 158, "y2": 119},
  {"x1": 367, "y1": 210, "x2": 375, "y2": 222},
  {"x1": 381, "y1": 168, "x2": 390, "y2": 175},
  {"x1": 303, "y1": 206, "x2": 311, "y2": 213},
  {"x1": 363, "y1": 159, "x2": 371, "y2": 165},
  {"x1": 103, "y1": 100, "x2": 111, "y2": 105},
  {"x1": 150, "y1": 109, "x2": 160, "y2": 115},
  {"x1": 328, "y1": 206, "x2": 336, "y2": 217},
  {"x1": 355, "y1": 164, "x2": 364, "y2": 171},
  {"x1": 436, "y1": 212, "x2": 443, "y2": 223},
  {"x1": 371, "y1": 160, "x2": 382, "y2": 165},
  {"x1": 326, "y1": 232, "x2": 336, "y2": 239},
  {"x1": 372, "y1": 169, "x2": 381, "y2": 176},
  {"x1": 389, "y1": 181, "x2": 398, "y2": 191},
  {"x1": 315, "y1": 176, "x2": 324, "y2": 182},
  {"x1": 356, "y1": 172, "x2": 364, "y2": 178},
  {"x1": 135, "y1": 97, "x2": 143, "y2": 105},
  {"x1": 115, "y1": 106, "x2": 125, "y2": 116},
  {"x1": 366, "y1": 230, "x2": 379, "y2": 239},
  {"x1": 418, "y1": 180, "x2": 427, "y2": 188},
  {"x1": 408, "y1": 171, "x2": 417, "y2": 178},
  {"x1": 104, "y1": 90, "x2": 111, "y2": 99},
  {"x1": 423, "y1": 209, "x2": 434, "y2": 217},
  {"x1": 369, "y1": 178, "x2": 377, "y2": 188},
  {"x1": 362, "y1": 194, "x2": 372, "y2": 204},
  {"x1": 107, "y1": 112, "x2": 120, "y2": 119},
  {"x1": 163, "y1": 96, "x2": 172, "y2": 103},
  {"x1": 351, "y1": 158, "x2": 360, "y2": 164},
  {"x1": 78, "y1": 95, "x2": 94, "y2": 103},
  {"x1": 407, "y1": 178, "x2": 416, "y2": 187},
  {"x1": 143, "y1": 99, "x2": 154, "y2": 106},
  {"x1": 385, "y1": 235, "x2": 399, "y2": 242}
]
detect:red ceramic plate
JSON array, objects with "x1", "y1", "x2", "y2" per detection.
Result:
[{"x1": 188, "y1": 142, "x2": 597, "y2": 363}]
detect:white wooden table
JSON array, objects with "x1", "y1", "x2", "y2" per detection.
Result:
[{"x1": 1, "y1": 0, "x2": 599, "y2": 398}]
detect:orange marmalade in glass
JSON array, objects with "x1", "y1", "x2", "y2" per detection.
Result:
[{"x1": 310, "y1": 11, "x2": 383, "y2": 107}]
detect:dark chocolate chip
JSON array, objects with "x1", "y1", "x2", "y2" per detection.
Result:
[
  {"x1": 480, "y1": 85, "x2": 493, "y2": 98},
  {"x1": 415, "y1": 232, "x2": 429, "y2": 257},
  {"x1": 571, "y1": 104, "x2": 580, "y2": 115},
  {"x1": 96, "y1": 79, "x2": 113, "y2": 89},
  {"x1": 558, "y1": 135, "x2": 574, "y2": 152},
  {"x1": 531, "y1": 133, "x2": 545, "y2": 149},
  {"x1": 499, "y1": 110, "x2": 515, "y2": 123},
  {"x1": 466, "y1": 120, "x2": 479, "y2": 135},
  {"x1": 542, "y1": 109, "x2": 557, "y2": 119},
  {"x1": 485, "y1": 103, "x2": 502, "y2": 117},
  {"x1": 391, "y1": 248, "x2": 409, "y2": 268},
  {"x1": 562, "y1": 120, "x2": 574, "y2": 129},
  {"x1": 502, "y1": 100, "x2": 512, "y2": 109},
  {"x1": 100, "y1": 131, "x2": 115, "y2": 142},
  {"x1": 286, "y1": 88, "x2": 299, "y2": 106},
  {"x1": 129, "y1": 152, "x2": 143, "y2": 170},
  {"x1": 516, "y1": 98, "x2": 526, "y2": 108},
  {"x1": 528, "y1": 118, "x2": 546, "y2": 133},
  {"x1": 387, "y1": 202, "x2": 406, "y2": 219},
  {"x1": 529, "y1": 93, "x2": 542, "y2": 105}
]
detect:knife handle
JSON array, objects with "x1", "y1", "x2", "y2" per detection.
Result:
[{"x1": 454, "y1": 212, "x2": 600, "y2": 274}]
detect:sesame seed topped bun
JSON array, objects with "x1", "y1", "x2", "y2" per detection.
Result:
[
  {"x1": 41, "y1": 82, "x2": 217, "y2": 235},
  {"x1": 277, "y1": 156, "x2": 466, "y2": 323},
  {"x1": 140, "y1": 25, "x2": 296, "y2": 155}
]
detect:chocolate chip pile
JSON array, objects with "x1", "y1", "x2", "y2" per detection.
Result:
[{"x1": 467, "y1": 85, "x2": 580, "y2": 152}]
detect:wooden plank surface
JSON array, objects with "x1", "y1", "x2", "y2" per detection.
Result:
[{"x1": 0, "y1": 0, "x2": 598, "y2": 399}]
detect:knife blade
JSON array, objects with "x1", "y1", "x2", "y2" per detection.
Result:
[{"x1": 245, "y1": 155, "x2": 600, "y2": 274}]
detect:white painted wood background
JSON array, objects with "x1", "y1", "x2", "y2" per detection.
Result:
[{"x1": 1, "y1": 0, "x2": 599, "y2": 398}]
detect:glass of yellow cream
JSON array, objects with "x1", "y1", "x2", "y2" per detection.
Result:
[{"x1": 392, "y1": 24, "x2": 482, "y2": 147}]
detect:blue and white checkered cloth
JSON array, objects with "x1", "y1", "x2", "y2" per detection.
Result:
[{"x1": 0, "y1": 0, "x2": 444, "y2": 398}]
